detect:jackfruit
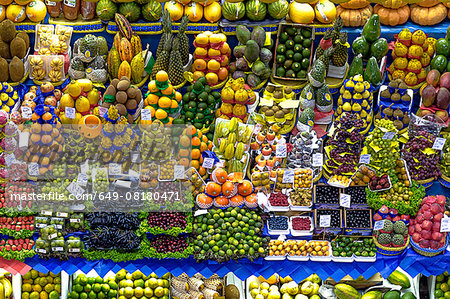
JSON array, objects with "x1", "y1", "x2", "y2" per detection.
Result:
[
  {"x1": 10, "y1": 37, "x2": 26, "y2": 59},
  {"x1": 0, "y1": 20, "x2": 16, "y2": 43},
  {"x1": 9, "y1": 56, "x2": 24, "y2": 82},
  {"x1": 0, "y1": 58, "x2": 8, "y2": 82}
]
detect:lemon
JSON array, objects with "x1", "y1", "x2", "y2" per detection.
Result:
[
  {"x1": 23, "y1": 284, "x2": 32, "y2": 292},
  {"x1": 143, "y1": 287, "x2": 153, "y2": 298},
  {"x1": 154, "y1": 287, "x2": 164, "y2": 298},
  {"x1": 124, "y1": 286, "x2": 134, "y2": 298},
  {"x1": 249, "y1": 281, "x2": 259, "y2": 290},
  {"x1": 134, "y1": 287, "x2": 144, "y2": 298},
  {"x1": 75, "y1": 96, "x2": 90, "y2": 113}
]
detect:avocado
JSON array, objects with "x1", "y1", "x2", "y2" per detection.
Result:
[
  {"x1": 276, "y1": 55, "x2": 286, "y2": 64},
  {"x1": 292, "y1": 62, "x2": 302, "y2": 72},
  {"x1": 362, "y1": 14, "x2": 381, "y2": 43},
  {"x1": 285, "y1": 26, "x2": 296, "y2": 36},
  {"x1": 285, "y1": 69, "x2": 295, "y2": 78},
  {"x1": 352, "y1": 36, "x2": 370, "y2": 58},
  {"x1": 294, "y1": 35, "x2": 303, "y2": 44},
  {"x1": 348, "y1": 54, "x2": 364, "y2": 78},
  {"x1": 277, "y1": 44, "x2": 286, "y2": 55},
  {"x1": 284, "y1": 59, "x2": 293, "y2": 69},
  {"x1": 279, "y1": 32, "x2": 289, "y2": 43},
  {"x1": 286, "y1": 50, "x2": 294, "y2": 60},
  {"x1": 302, "y1": 38, "x2": 311, "y2": 48},
  {"x1": 276, "y1": 66, "x2": 285, "y2": 77},
  {"x1": 293, "y1": 52, "x2": 302, "y2": 62},
  {"x1": 364, "y1": 56, "x2": 382, "y2": 85},
  {"x1": 302, "y1": 48, "x2": 311, "y2": 59},
  {"x1": 285, "y1": 40, "x2": 294, "y2": 49},
  {"x1": 301, "y1": 27, "x2": 312, "y2": 38},
  {"x1": 384, "y1": 290, "x2": 401, "y2": 299},
  {"x1": 301, "y1": 58, "x2": 310, "y2": 69}
]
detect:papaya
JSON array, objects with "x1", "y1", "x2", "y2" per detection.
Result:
[
  {"x1": 352, "y1": 36, "x2": 370, "y2": 58},
  {"x1": 383, "y1": 290, "x2": 401, "y2": 299},
  {"x1": 370, "y1": 38, "x2": 389, "y2": 61},
  {"x1": 387, "y1": 270, "x2": 411, "y2": 289},
  {"x1": 334, "y1": 283, "x2": 361, "y2": 299},
  {"x1": 348, "y1": 54, "x2": 364, "y2": 78},
  {"x1": 364, "y1": 56, "x2": 382, "y2": 86},
  {"x1": 361, "y1": 291, "x2": 383, "y2": 299}
]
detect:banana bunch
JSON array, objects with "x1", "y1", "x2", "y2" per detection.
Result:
[{"x1": 0, "y1": 272, "x2": 12, "y2": 299}]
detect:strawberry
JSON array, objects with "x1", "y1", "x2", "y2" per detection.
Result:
[
  {"x1": 5, "y1": 245, "x2": 10, "y2": 251},
  {"x1": 11, "y1": 245, "x2": 16, "y2": 251},
  {"x1": 18, "y1": 239, "x2": 24, "y2": 245},
  {"x1": 0, "y1": 240, "x2": 5, "y2": 245},
  {"x1": 28, "y1": 244, "x2": 33, "y2": 250},
  {"x1": 25, "y1": 239, "x2": 29, "y2": 244},
  {"x1": 7, "y1": 239, "x2": 12, "y2": 246},
  {"x1": 0, "y1": 246, "x2": 4, "y2": 252},
  {"x1": 13, "y1": 239, "x2": 18, "y2": 246}
]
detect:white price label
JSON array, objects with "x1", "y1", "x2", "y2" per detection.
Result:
[
  {"x1": 41, "y1": 210, "x2": 52, "y2": 216},
  {"x1": 69, "y1": 248, "x2": 80, "y2": 253},
  {"x1": 28, "y1": 162, "x2": 40, "y2": 176},
  {"x1": 441, "y1": 217, "x2": 450, "y2": 232},
  {"x1": 141, "y1": 109, "x2": 152, "y2": 121},
  {"x1": 202, "y1": 158, "x2": 215, "y2": 169},
  {"x1": 173, "y1": 165, "x2": 185, "y2": 180},
  {"x1": 276, "y1": 144, "x2": 287, "y2": 158},
  {"x1": 282, "y1": 170, "x2": 295, "y2": 184},
  {"x1": 65, "y1": 107, "x2": 76, "y2": 119},
  {"x1": 69, "y1": 218, "x2": 81, "y2": 223},
  {"x1": 131, "y1": 152, "x2": 139, "y2": 163},
  {"x1": 359, "y1": 154, "x2": 371, "y2": 164},
  {"x1": 80, "y1": 161, "x2": 89, "y2": 174},
  {"x1": 383, "y1": 131, "x2": 396, "y2": 140},
  {"x1": 56, "y1": 212, "x2": 68, "y2": 218},
  {"x1": 5, "y1": 153, "x2": 16, "y2": 167},
  {"x1": 77, "y1": 173, "x2": 89, "y2": 187},
  {"x1": 319, "y1": 215, "x2": 331, "y2": 228},
  {"x1": 312, "y1": 153, "x2": 323, "y2": 167},
  {"x1": 54, "y1": 224, "x2": 63, "y2": 230},
  {"x1": 109, "y1": 163, "x2": 122, "y2": 175},
  {"x1": 216, "y1": 159, "x2": 226, "y2": 168},
  {"x1": 298, "y1": 122, "x2": 311, "y2": 132},
  {"x1": 340, "y1": 193, "x2": 351, "y2": 208},
  {"x1": 253, "y1": 124, "x2": 263, "y2": 135},
  {"x1": 52, "y1": 247, "x2": 64, "y2": 252},
  {"x1": 21, "y1": 106, "x2": 32, "y2": 119},
  {"x1": 36, "y1": 248, "x2": 47, "y2": 254},
  {"x1": 433, "y1": 137, "x2": 446, "y2": 151},
  {"x1": 194, "y1": 209, "x2": 209, "y2": 216},
  {"x1": 373, "y1": 220, "x2": 385, "y2": 231},
  {"x1": 99, "y1": 106, "x2": 108, "y2": 117},
  {"x1": 66, "y1": 181, "x2": 84, "y2": 197},
  {"x1": 48, "y1": 233, "x2": 57, "y2": 240}
]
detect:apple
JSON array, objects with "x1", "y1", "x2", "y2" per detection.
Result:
[{"x1": 40, "y1": 82, "x2": 54, "y2": 93}]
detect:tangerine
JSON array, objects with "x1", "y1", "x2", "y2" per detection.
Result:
[
  {"x1": 220, "y1": 42, "x2": 231, "y2": 55},
  {"x1": 205, "y1": 182, "x2": 222, "y2": 197},
  {"x1": 230, "y1": 195, "x2": 244, "y2": 207},
  {"x1": 180, "y1": 135, "x2": 191, "y2": 148},
  {"x1": 148, "y1": 80, "x2": 159, "y2": 93},
  {"x1": 200, "y1": 142, "x2": 207, "y2": 152},
  {"x1": 146, "y1": 94, "x2": 159, "y2": 105},
  {"x1": 214, "y1": 195, "x2": 229, "y2": 208},
  {"x1": 193, "y1": 59, "x2": 207, "y2": 71},
  {"x1": 221, "y1": 181, "x2": 236, "y2": 198},
  {"x1": 196, "y1": 193, "x2": 213, "y2": 208},
  {"x1": 208, "y1": 48, "x2": 221, "y2": 57},
  {"x1": 190, "y1": 159, "x2": 200, "y2": 170},
  {"x1": 238, "y1": 180, "x2": 253, "y2": 196},
  {"x1": 245, "y1": 193, "x2": 258, "y2": 208},
  {"x1": 191, "y1": 149, "x2": 201, "y2": 160},
  {"x1": 155, "y1": 109, "x2": 168, "y2": 120},
  {"x1": 193, "y1": 71, "x2": 205, "y2": 82},
  {"x1": 211, "y1": 168, "x2": 227, "y2": 184},
  {"x1": 170, "y1": 100, "x2": 179, "y2": 109},
  {"x1": 198, "y1": 166, "x2": 206, "y2": 176},
  {"x1": 161, "y1": 84, "x2": 173, "y2": 95},
  {"x1": 156, "y1": 71, "x2": 169, "y2": 82},
  {"x1": 205, "y1": 73, "x2": 218, "y2": 85},
  {"x1": 194, "y1": 47, "x2": 208, "y2": 58},
  {"x1": 192, "y1": 136, "x2": 201, "y2": 148},
  {"x1": 175, "y1": 91, "x2": 182, "y2": 102},
  {"x1": 207, "y1": 59, "x2": 220, "y2": 71},
  {"x1": 179, "y1": 158, "x2": 190, "y2": 167},
  {"x1": 220, "y1": 56, "x2": 229, "y2": 67}
]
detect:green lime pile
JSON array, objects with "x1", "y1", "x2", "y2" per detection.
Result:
[
  {"x1": 21, "y1": 270, "x2": 60, "y2": 299},
  {"x1": 69, "y1": 273, "x2": 118, "y2": 299},
  {"x1": 115, "y1": 269, "x2": 170, "y2": 299},
  {"x1": 434, "y1": 272, "x2": 450, "y2": 299},
  {"x1": 275, "y1": 26, "x2": 312, "y2": 79}
]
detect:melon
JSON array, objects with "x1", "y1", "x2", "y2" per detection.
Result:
[
  {"x1": 6, "y1": 4, "x2": 26, "y2": 22},
  {"x1": 268, "y1": 0, "x2": 289, "y2": 19},
  {"x1": 96, "y1": 0, "x2": 117, "y2": 21},
  {"x1": 25, "y1": 0, "x2": 46, "y2": 22},
  {"x1": 314, "y1": 0, "x2": 336, "y2": 23},
  {"x1": 245, "y1": 0, "x2": 267, "y2": 21},
  {"x1": 185, "y1": 2, "x2": 203, "y2": 22},
  {"x1": 204, "y1": 1, "x2": 221, "y2": 22},
  {"x1": 119, "y1": 2, "x2": 140, "y2": 22},
  {"x1": 164, "y1": 1, "x2": 183, "y2": 21},
  {"x1": 142, "y1": 0, "x2": 162, "y2": 21},
  {"x1": 222, "y1": 1, "x2": 245, "y2": 20},
  {"x1": 289, "y1": 2, "x2": 315, "y2": 23},
  {"x1": 0, "y1": 5, "x2": 6, "y2": 21}
]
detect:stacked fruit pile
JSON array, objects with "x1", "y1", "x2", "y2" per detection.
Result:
[
  {"x1": 419, "y1": 71, "x2": 450, "y2": 123},
  {"x1": 259, "y1": 85, "x2": 297, "y2": 131},
  {"x1": 376, "y1": 79, "x2": 412, "y2": 130},
  {"x1": 70, "y1": 273, "x2": 118, "y2": 299},
  {"x1": 217, "y1": 77, "x2": 255, "y2": 121},
  {"x1": 192, "y1": 31, "x2": 230, "y2": 86},
  {"x1": 178, "y1": 125, "x2": 212, "y2": 179},
  {"x1": 164, "y1": 0, "x2": 221, "y2": 23},
  {"x1": 2, "y1": 1, "x2": 47, "y2": 23},
  {"x1": 431, "y1": 29, "x2": 450, "y2": 75},
  {"x1": 0, "y1": 20, "x2": 26, "y2": 83},
  {"x1": 388, "y1": 28, "x2": 435, "y2": 87},
  {"x1": 171, "y1": 273, "x2": 223, "y2": 299},
  {"x1": 21, "y1": 270, "x2": 60, "y2": 299},
  {"x1": 0, "y1": 238, "x2": 35, "y2": 261},
  {"x1": 230, "y1": 26, "x2": 272, "y2": 89},
  {"x1": 249, "y1": 127, "x2": 285, "y2": 178},
  {"x1": 178, "y1": 76, "x2": 220, "y2": 131},
  {"x1": 335, "y1": 75, "x2": 373, "y2": 132},
  {"x1": 222, "y1": 0, "x2": 289, "y2": 22},
  {"x1": 351, "y1": 14, "x2": 387, "y2": 63},
  {"x1": 115, "y1": 270, "x2": 169, "y2": 299},
  {"x1": 373, "y1": 219, "x2": 408, "y2": 248},
  {"x1": 440, "y1": 136, "x2": 450, "y2": 178},
  {"x1": 332, "y1": 236, "x2": 376, "y2": 258},
  {"x1": 143, "y1": 70, "x2": 182, "y2": 125},
  {"x1": 96, "y1": 0, "x2": 163, "y2": 22}
]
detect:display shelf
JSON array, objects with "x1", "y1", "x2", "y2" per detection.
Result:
[
  {"x1": 107, "y1": 21, "x2": 162, "y2": 35},
  {"x1": 49, "y1": 17, "x2": 104, "y2": 33}
]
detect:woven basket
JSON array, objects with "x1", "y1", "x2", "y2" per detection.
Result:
[
  {"x1": 410, "y1": 235, "x2": 449, "y2": 257},
  {"x1": 416, "y1": 177, "x2": 434, "y2": 188},
  {"x1": 373, "y1": 236, "x2": 409, "y2": 256},
  {"x1": 440, "y1": 174, "x2": 450, "y2": 188}
]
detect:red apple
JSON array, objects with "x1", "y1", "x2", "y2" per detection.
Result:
[
  {"x1": 420, "y1": 239, "x2": 430, "y2": 248},
  {"x1": 433, "y1": 222, "x2": 441, "y2": 232},
  {"x1": 412, "y1": 232, "x2": 421, "y2": 243},
  {"x1": 421, "y1": 230, "x2": 432, "y2": 240}
]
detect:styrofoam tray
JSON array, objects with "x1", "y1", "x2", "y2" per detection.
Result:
[
  {"x1": 265, "y1": 254, "x2": 286, "y2": 261},
  {"x1": 377, "y1": 85, "x2": 414, "y2": 112},
  {"x1": 354, "y1": 255, "x2": 376, "y2": 262},
  {"x1": 308, "y1": 241, "x2": 332, "y2": 262},
  {"x1": 332, "y1": 255, "x2": 354, "y2": 263},
  {"x1": 266, "y1": 200, "x2": 290, "y2": 212},
  {"x1": 13, "y1": 271, "x2": 69, "y2": 299},
  {"x1": 289, "y1": 216, "x2": 313, "y2": 237},
  {"x1": 267, "y1": 216, "x2": 290, "y2": 235},
  {"x1": 288, "y1": 197, "x2": 312, "y2": 211},
  {"x1": 287, "y1": 253, "x2": 309, "y2": 261}
]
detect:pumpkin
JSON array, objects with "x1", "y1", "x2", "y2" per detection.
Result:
[
  {"x1": 374, "y1": 4, "x2": 409, "y2": 26},
  {"x1": 289, "y1": 2, "x2": 315, "y2": 23},
  {"x1": 380, "y1": 0, "x2": 407, "y2": 8},
  {"x1": 410, "y1": 3, "x2": 447, "y2": 25},
  {"x1": 330, "y1": 0, "x2": 350, "y2": 4},
  {"x1": 314, "y1": 0, "x2": 337, "y2": 23},
  {"x1": 417, "y1": 0, "x2": 439, "y2": 7},
  {"x1": 444, "y1": 1, "x2": 450, "y2": 8},
  {"x1": 336, "y1": 4, "x2": 372, "y2": 26},
  {"x1": 339, "y1": 0, "x2": 369, "y2": 9}
]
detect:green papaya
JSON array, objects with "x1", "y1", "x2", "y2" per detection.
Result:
[
  {"x1": 352, "y1": 36, "x2": 370, "y2": 58},
  {"x1": 431, "y1": 54, "x2": 448, "y2": 74},
  {"x1": 348, "y1": 54, "x2": 364, "y2": 78},
  {"x1": 370, "y1": 38, "x2": 389, "y2": 61},
  {"x1": 383, "y1": 290, "x2": 401, "y2": 299},
  {"x1": 362, "y1": 14, "x2": 381, "y2": 44},
  {"x1": 387, "y1": 270, "x2": 411, "y2": 289},
  {"x1": 401, "y1": 292, "x2": 416, "y2": 299},
  {"x1": 334, "y1": 283, "x2": 361, "y2": 299},
  {"x1": 361, "y1": 291, "x2": 383, "y2": 299},
  {"x1": 364, "y1": 56, "x2": 382, "y2": 86},
  {"x1": 244, "y1": 40, "x2": 260, "y2": 63}
]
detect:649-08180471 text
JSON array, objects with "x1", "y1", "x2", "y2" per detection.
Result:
[{"x1": 8, "y1": 191, "x2": 181, "y2": 201}]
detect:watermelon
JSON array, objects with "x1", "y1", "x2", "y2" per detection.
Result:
[
  {"x1": 142, "y1": 0, "x2": 162, "y2": 21},
  {"x1": 246, "y1": 0, "x2": 267, "y2": 21},
  {"x1": 119, "y1": 2, "x2": 141, "y2": 22},
  {"x1": 222, "y1": 1, "x2": 245, "y2": 21},
  {"x1": 268, "y1": 0, "x2": 288, "y2": 19},
  {"x1": 96, "y1": 0, "x2": 117, "y2": 21}
]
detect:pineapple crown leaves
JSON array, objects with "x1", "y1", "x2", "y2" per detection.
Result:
[
  {"x1": 179, "y1": 15, "x2": 189, "y2": 34},
  {"x1": 336, "y1": 32, "x2": 350, "y2": 48},
  {"x1": 164, "y1": 34, "x2": 173, "y2": 52},
  {"x1": 162, "y1": 10, "x2": 172, "y2": 32},
  {"x1": 323, "y1": 28, "x2": 333, "y2": 40},
  {"x1": 319, "y1": 47, "x2": 335, "y2": 61},
  {"x1": 333, "y1": 16, "x2": 343, "y2": 33}
]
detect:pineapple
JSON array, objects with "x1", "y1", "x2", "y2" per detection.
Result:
[
  {"x1": 178, "y1": 15, "x2": 190, "y2": 66},
  {"x1": 151, "y1": 34, "x2": 172, "y2": 79},
  {"x1": 156, "y1": 10, "x2": 172, "y2": 58},
  {"x1": 168, "y1": 37, "x2": 185, "y2": 86},
  {"x1": 332, "y1": 31, "x2": 349, "y2": 67},
  {"x1": 204, "y1": 277, "x2": 223, "y2": 291},
  {"x1": 316, "y1": 28, "x2": 333, "y2": 59},
  {"x1": 331, "y1": 16, "x2": 343, "y2": 43},
  {"x1": 319, "y1": 47, "x2": 335, "y2": 76},
  {"x1": 178, "y1": 273, "x2": 189, "y2": 281},
  {"x1": 188, "y1": 277, "x2": 205, "y2": 291}
]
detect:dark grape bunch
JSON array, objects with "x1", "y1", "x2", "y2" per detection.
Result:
[
  {"x1": 316, "y1": 209, "x2": 341, "y2": 228},
  {"x1": 147, "y1": 212, "x2": 188, "y2": 230},
  {"x1": 345, "y1": 210, "x2": 371, "y2": 228},
  {"x1": 85, "y1": 228, "x2": 141, "y2": 251},
  {"x1": 148, "y1": 235, "x2": 189, "y2": 253},
  {"x1": 86, "y1": 212, "x2": 140, "y2": 230},
  {"x1": 346, "y1": 187, "x2": 366, "y2": 204},
  {"x1": 401, "y1": 130, "x2": 441, "y2": 180},
  {"x1": 315, "y1": 186, "x2": 340, "y2": 204}
]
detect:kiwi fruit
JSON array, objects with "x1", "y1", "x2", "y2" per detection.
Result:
[
  {"x1": 117, "y1": 80, "x2": 130, "y2": 91},
  {"x1": 266, "y1": 85, "x2": 275, "y2": 93},
  {"x1": 115, "y1": 103, "x2": 127, "y2": 115},
  {"x1": 0, "y1": 40, "x2": 10, "y2": 59},
  {"x1": 126, "y1": 87, "x2": 138, "y2": 99},
  {"x1": 275, "y1": 111, "x2": 285, "y2": 119},
  {"x1": 135, "y1": 89, "x2": 142, "y2": 103},
  {"x1": 125, "y1": 99, "x2": 137, "y2": 110},
  {"x1": 15, "y1": 32, "x2": 29, "y2": 49},
  {"x1": 110, "y1": 78, "x2": 120, "y2": 88},
  {"x1": 0, "y1": 20, "x2": 16, "y2": 43},
  {"x1": 102, "y1": 102, "x2": 112, "y2": 108},
  {"x1": 10, "y1": 37, "x2": 26, "y2": 59},
  {"x1": 105, "y1": 85, "x2": 116, "y2": 96},
  {"x1": 0, "y1": 58, "x2": 8, "y2": 82},
  {"x1": 9, "y1": 56, "x2": 24, "y2": 82},
  {"x1": 127, "y1": 114, "x2": 134, "y2": 123},
  {"x1": 116, "y1": 91, "x2": 127, "y2": 104}
]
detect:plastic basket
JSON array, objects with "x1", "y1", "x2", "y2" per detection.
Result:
[{"x1": 373, "y1": 235, "x2": 409, "y2": 256}]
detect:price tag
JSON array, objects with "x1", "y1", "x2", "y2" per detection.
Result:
[
  {"x1": 383, "y1": 131, "x2": 396, "y2": 140},
  {"x1": 21, "y1": 106, "x2": 32, "y2": 119},
  {"x1": 54, "y1": 224, "x2": 63, "y2": 230},
  {"x1": 359, "y1": 154, "x2": 371, "y2": 164},
  {"x1": 216, "y1": 160, "x2": 225, "y2": 168},
  {"x1": 141, "y1": 109, "x2": 152, "y2": 121},
  {"x1": 5, "y1": 153, "x2": 16, "y2": 167},
  {"x1": 276, "y1": 144, "x2": 287, "y2": 158},
  {"x1": 282, "y1": 170, "x2": 295, "y2": 184},
  {"x1": 194, "y1": 210, "x2": 209, "y2": 217},
  {"x1": 80, "y1": 161, "x2": 89, "y2": 174},
  {"x1": 131, "y1": 152, "x2": 139, "y2": 163},
  {"x1": 52, "y1": 247, "x2": 64, "y2": 252},
  {"x1": 41, "y1": 210, "x2": 52, "y2": 216},
  {"x1": 173, "y1": 165, "x2": 185, "y2": 180},
  {"x1": 65, "y1": 107, "x2": 75, "y2": 119},
  {"x1": 373, "y1": 220, "x2": 385, "y2": 231},
  {"x1": 66, "y1": 182, "x2": 84, "y2": 197},
  {"x1": 253, "y1": 123, "x2": 263, "y2": 135},
  {"x1": 441, "y1": 217, "x2": 450, "y2": 232},
  {"x1": 77, "y1": 173, "x2": 89, "y2": 187},
  {"x1": 69, "y1": 248, "x2": 80, "y2": 253},
  {"x1": 298, "y1": 122, "x2": 311, "y2": 132},
  {"x1": 99, "y1": 106, "x2": 108, "y2": 117},
  {"x1": 36, "y1": 223, "x2": 47, "y2": 228},
  {"x1": 28, "y1": 162, "x2": 40, "y2": 176},
  {"x1": 109, "y1": 163, "x2": 122, "y2": 175},
  {"x1": 56, "y1": 212, "x2": 68, "y2": 218},
  {"x1": 48, "y1": 233, "x2": 57, "y2": 240},
  {"x1": 340, "y1": 193, "x2": 351, "y2": 208},
  {"x1": 36, "y1": 248, "x2": 47, "y2": 254},
  {"x1": 312, "y1": 153, "x2": 323, "y2": 167},
  {"x1": 319, "y1": 215, "x2": 331, "y2": 228},
  {"x1": 202, "y1": 158, "x2": 215, "y2": 169},
  {"x1": 433, "y1": 137, "x2": 446, "y2": 151},
  {"x1": 69, "y1": 218, "x2": 81, "y2": 223}
]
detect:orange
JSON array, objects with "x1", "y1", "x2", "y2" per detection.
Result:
[
  {"x1": 145, "y1": 94, "x2": 159, "y2": 105},
  {"x1": 200, "y1": 142, "x2": 207, "y2": 152},
  {"x1": 190, "y1": 159, "x2": 200, "y2": 170},
  {"x1": 175, "y1": 91, "x2": 182, "y2": 102},
  {"x1": 230, "y1": 195, "x2": 244, "y2": 207},
  {"x1": 158, "y1": 96, "x2": 172, "y2": 108},
  {"x1": 211, "y1": 168, "x2": 227, "y2": 184},
  {"x1": 220, "y1": 42, "x2": 231, "y2": 55},
  {"x1": 201, "y1": 135, "x2": 208, "y2": 142},
  {"x1": 196, "y1": 33, "x2": 209, "y2": 45},
  {"x1": 196, "y1": 193, "x2": 213, "y2": 207},
  {"x1": 208, "y1": 48, "x2": 220, "y2": 57},
  {"x1": 220, "y1": 56, "x2": 229, "y2": 67},
  {"x1": 222, "y1": 181, "x2": 236, "y2": 198},
  {"x1": 214, "y1": 196, "x2": 229, "y2": 207},
  {"x1": 207, "y1": 59, "x2": 220, "y2": 71},
  {"x1": 245, "y1": 193, "x2": 258, "y2": 208},
  {"x1": 198, "y1": 166, "x2": 206, "y2": 176},
  {"x1": 217, "y1": 67, "x2": 228, "y2": 81},
  {"x1": 205, "y1": 73, "x2": 218, "y2": 85},
  {"x1": 180, "y1": 135, "x2": 191, "y2": 147},
  {"x1": 238, "y1": 180, "x2": 253, "y2": 196},
  {"x1": 192, "y1": 136, "x2": 201, "y2": 148},
  {"x1": 170, "y1": 100, "x2": 178, "y2": 109},
  {"x1": 179, "y1": 158, "x2": 190, "y2": 167},
  {"x1": 193, "y1": 71, "x2": 205, "y2": 82},
  {"x1": 185, "y1": 125, "x2": 196, "y2": 137},
  {"x1": 196, "y1": 130, "x2": 203, "y2": 139},
  {"x1": 156, "y1": 71, "x2": 169, "y2": 82},
  {"x1": 161, "y1": 84, "x2": 173, "y2": 95},
  {"x1": 194, "y1": 47, "x2": 208, "y2": 58},
  {"x1": 155, "y1": 109, "x2": 168, "y2": 120},
  {"x1": 191, "y1": 148, "x2": 201, "y2": 159},
  {"x1": 179, "y1": 148, "x2": 190, "y2": 157},
  {"x1": 193, "y1": 59, "x2": 207, "y2": 71},
  {"x1": 148, "y1": 80, "x2": 158, "y2": 92},
  {"x1": 205, "y1": 182, "x2": 222, "y2": 196}
]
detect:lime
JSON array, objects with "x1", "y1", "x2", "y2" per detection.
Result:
[
  {"x1": 436, "y1": 290, "x2": 444, "y2": 298},
  {"x1": 441, "y1": 283, "x2": 450, "y2": 292}
]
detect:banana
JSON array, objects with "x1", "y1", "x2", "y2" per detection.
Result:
[
  {"x1": 0, "y1": 281, "x2": 4, "y2": 299},
  {"x1": 0, "y1": 277, "x2": 11, "y2": 298},
  {"x1": 216, "y1": 121, "x2": 224, "y2": 138},
  {"x1": 228, "y1": 133, "x2": 237, "y2": 145},
  {"x1": 242, "y1": 126, "x2": 253, "y2": 144},
  {"x1": 219, "y1": 139, "x2": 228, "y2": 154}
]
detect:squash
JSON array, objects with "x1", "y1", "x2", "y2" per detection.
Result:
[
  {"x1": 444, "y1": 2, "x2": 450, "y2": 8},
  {"x1": 314, "y1": 0, "x2": 336, "y2": 23},
  {"x1": 380, "y1": 0, "x2": 407, "y2": 8},
  {"x1": 410, "y1": 3, "x2": 447, "y2": 25},
  {"x1": 330, "y1": 0, "x2": 350, "y2": 4},
  {"x1": 340, "y1": 0, "x2": 369, "y2": 9},
  {"x1": 336, "y1": 4, "x2": 372, "y2": 26},
  {"x1": 417, "y1": 0, "x2": 439, "y2": 7},
  {"x1": 374, "y1": 4, "x2": 409, "y2": 26},
  {"x1": 289, "y1": 2, "x2": 315, "y2": 23}
]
